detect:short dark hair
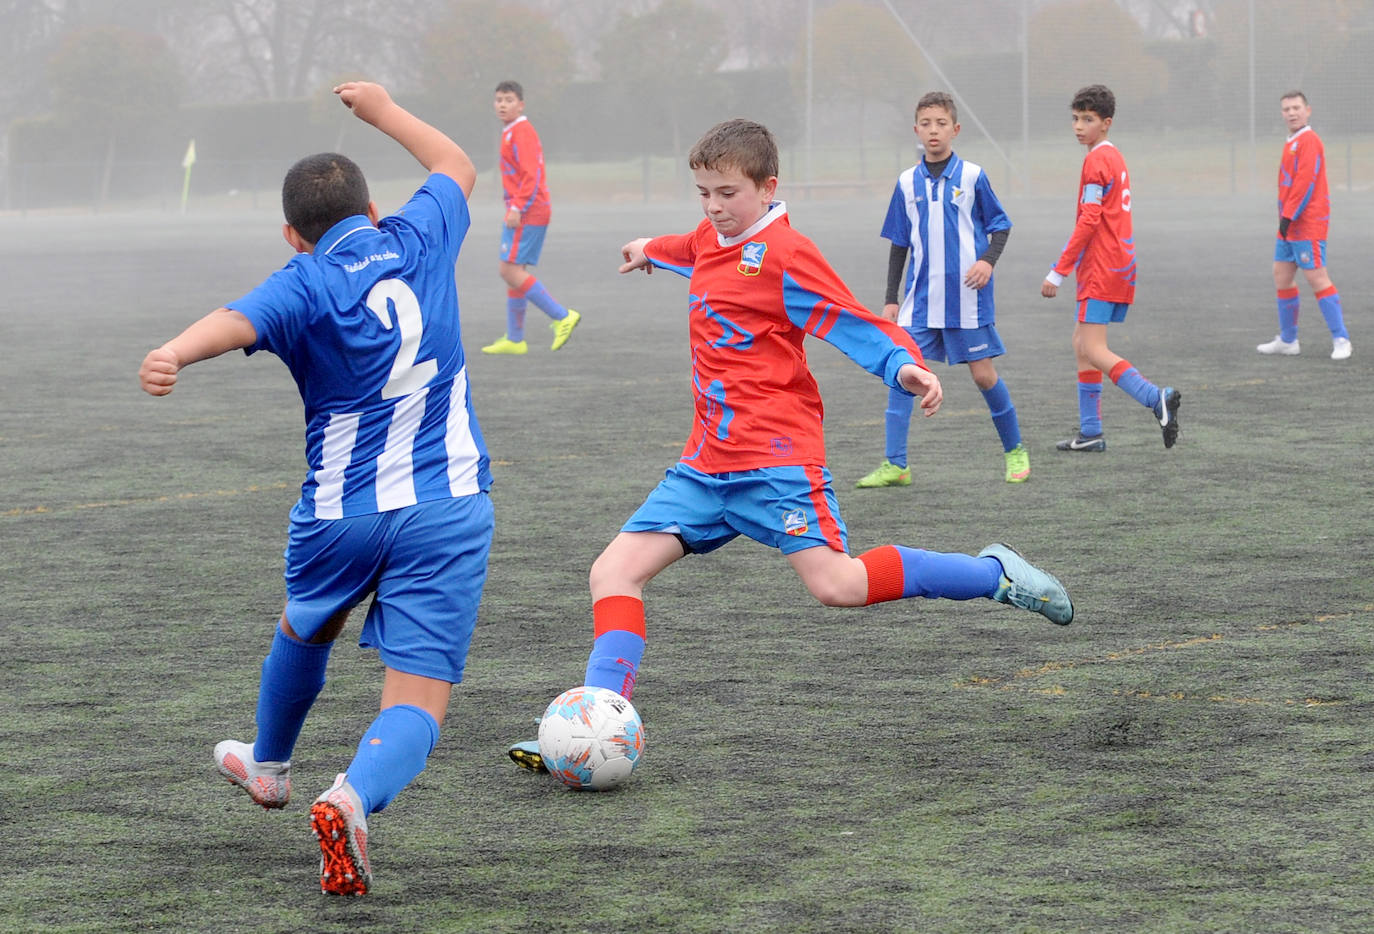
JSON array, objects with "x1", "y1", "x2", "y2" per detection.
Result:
[
  {"x1": 1280, "y1": 89, "x2": 1308, "y2": 105},
  {"x1": 688, "y1": 119, "x2": 778, "y2": 185},
  {"x1": 281, "y1": 153, "x2": 370, "y2": 246},
  {"x1": 1071, "y1": 84, "x2": 1116, "y2": 120},
  {"x1": 916, "y1": 91, "x2": 957, "y2": 123},
  {"x1": 495, "y1": 80, "x2": 524, "y2": 99}
]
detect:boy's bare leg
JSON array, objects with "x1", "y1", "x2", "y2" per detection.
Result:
[{"x1": 787, "y1": 546, "x2": 870, "y2": 607}]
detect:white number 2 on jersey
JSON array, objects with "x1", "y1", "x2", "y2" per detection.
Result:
[{"x1": 366, "y1": 278, "x2": 437, "y2": 400}]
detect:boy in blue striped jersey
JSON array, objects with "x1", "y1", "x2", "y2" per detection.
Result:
[
  {"x1": 857, "y1": 91, "x2": 1029, "y2": 488},
  {"x1": 139, "y1": 82, "x2": 492, "y2": 896}
]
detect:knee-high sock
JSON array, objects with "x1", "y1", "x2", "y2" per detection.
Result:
[
  {"x1": 1277, "y1": 287, "x2": 1300, "y2": 342},
  {"x1": 980, "y1": 378, "x2": 1021, "y2": 452},
  {"x1": 1077, "y1": 370, "x2": 1103, "y2": 436},
  {"x1": 345, "y1": 703, "x2": 439, "y2": 815},
  {"x1": 506, "y1": 291, "x2": 527, "y2": 342},
  {"x1": 584, "y1": 596, "x2": 646, "y2": 699},
  {"x1": 520, "y1": 277, "x2": 568, "y2": 321},
  {"x1": 1108, "y1": 359, "x2": 1161, "y2": 411},
  {"x1": 252, "y1": 628, "x2": 331, "y2": 763},
  {"x1": 884, "y1": 385, "x2": 915, "y2": 468},
  {"x1": 858, "y1": 545, "x2": 1001, "y2": 604},
  {"x1": 1315, "y1": 285, "x2": 1348, "y2": 340}
]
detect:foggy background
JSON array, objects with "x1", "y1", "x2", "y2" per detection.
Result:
[{"x1": 2, "y1": 0, "x2": 1371, "y2": 210}]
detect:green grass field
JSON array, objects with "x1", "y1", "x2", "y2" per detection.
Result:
[{"x1": 2, "y1": 190, "x2": 1371, "y2": 933}]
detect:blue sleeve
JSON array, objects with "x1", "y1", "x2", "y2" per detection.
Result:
[
  {"x1": 879, "y1": 182, "x2": 910, "y2": 245},
  {"x1": 780, "y1": 255, "x2": 919, "y2": 391},
  {"x1": 228, "y1": 262, "x2": 312, "y2": 360},
  {"x1": 975, "y1": 173, "x2": 1011, "y2": 233},
  {"x1": 389, "y1": 173, "x2": 471, "y2": 265},
  {"x1": 647, "y1": 256, "x2": 693, "y2": 279}
]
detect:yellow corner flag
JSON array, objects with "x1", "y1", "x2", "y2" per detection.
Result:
[{"x1": 180, "y1": 139, "x2": 197, "y2": 214}]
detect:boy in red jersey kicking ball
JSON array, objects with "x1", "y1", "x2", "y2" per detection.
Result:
[
  {"x1": 1041, "y1": 84, "x2": 1181, "y2": 452},
  {"x1": 506, "y1": 118, "x2": 1072, "y2": 772}
]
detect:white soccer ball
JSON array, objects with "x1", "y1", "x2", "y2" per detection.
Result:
[{"x1": 538, "y1": 685, "x2": 646, "y2": 791}]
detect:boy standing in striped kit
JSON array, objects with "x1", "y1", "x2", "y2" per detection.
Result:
[{"x1": 857, "y1": 91, "x2": 1030, "y2": 488}]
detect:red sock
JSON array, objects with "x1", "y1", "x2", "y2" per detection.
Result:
[{"x1": 858, "y1": 546, "x2": 904, "y2": 605}]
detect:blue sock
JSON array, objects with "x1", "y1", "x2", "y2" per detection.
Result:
[
  {"x1": 585, "y1": 629, "x2": 646, "y2": 697},
  {"x1": 252, "y1": 628, "x2": 331, "y2": 763},
  {"x1": 980, "y1": 378, "x2": 1021, "y2": 452},
  {"x1": 506, "y1": 295, "x2": 527, "y2": 342},
  {"x1": 883, "y1": 386, "x2": 915, "y2": 468},
  {"x1": 524, "y1": 279, "x2": 568, "y2": 320},
  {"x1": 345, "y1": 704, "x2": 439, "y2": 814},
  {"x1": 1111, "y1": 364, "x2": 1161, "y2": 411},
  {"x1": 1277, "y1": 289, "x2": 1300, "y2": 342},
  {"x1": 1316, "y1": 288, "x2": 1348, "y2": 340},
  {"x1": 893, "y1": 546, "x2": 1001, "y2": 600},
  {"x1": 1077, "y1": 372, "x2": 1103, "y2": 437}
]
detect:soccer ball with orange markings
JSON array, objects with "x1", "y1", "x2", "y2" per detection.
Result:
[{"x1": 538, "y1": 686, "x2": 645, "y2": 790}]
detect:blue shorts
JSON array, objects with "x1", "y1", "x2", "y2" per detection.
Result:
[
  {"x1": 908, "y1": 323, "x2": 1004, "y2": 365},
  {"x1": 1076, "y1": 299, "x2": 1130, "y2": 324},
  {"x1": 1274, "y1": 237, "x2": 1325, "y2": 269},
  {"x1": 500, "y1": 223, "x2": 548, "y2": 266},
  {"x1": 622, "y1": 463, "x2": 849, "y2": 556},
  {"x1": 283, "y1": 493, "x2": 494, "y2": 683}
]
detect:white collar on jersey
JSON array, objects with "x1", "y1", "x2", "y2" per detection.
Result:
[
  {"x1": 1089, "y1": 139, "x2": 1117, "y2": 153},
  {"x1": 1287, "y1": 125, "x2": 1312, "y2": 143},
  {"x1": 717, "y1": 200, "x2": 787, "y2": 247},
  {"x1": 322, "y1": 221, "x2": 379, "y2": 255}
]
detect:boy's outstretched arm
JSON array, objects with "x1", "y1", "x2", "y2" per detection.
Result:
[
  {"x1": 335, "y1": 81, "x2": 477, "y2": 198},
  {"x1": 139, "y1": 308, "x2": 257, "y2": 396}
]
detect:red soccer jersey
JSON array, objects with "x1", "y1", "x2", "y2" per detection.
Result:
[
  {"x1": 643, "y1": 203, "x2": 926, "y2": 474},
  {"x1": 500, "y1": 115, "x2": 551, "y2": 225},
  {"x1": 1052, "y1": 141, "x2": 1136, "y2": 304},
  {"x1": 1277, "y1": 126, "x2": 1329, "y2": 241}
]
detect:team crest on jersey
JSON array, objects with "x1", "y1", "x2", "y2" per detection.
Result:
[
  {"x1": 738, "y1": 241, "x2": 767, "y2": 276},
  {"x1": 782, "y1": 508, "x2": 809, "y2": 536}
]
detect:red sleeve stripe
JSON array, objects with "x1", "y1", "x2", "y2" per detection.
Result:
[{"x1": 805, "y1": 301, "x2": 842, "y2": 339}]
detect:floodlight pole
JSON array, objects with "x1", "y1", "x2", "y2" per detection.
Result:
[
  {"x1": 805, "y1": 0, "x2": 814, "y2": 186},
  {"x1": 1248, "y1": 0, "x2": 1256, "y2": 192},
  {"x1": 1021, "y1": 0, "x2": 1031, "y2": 195}
]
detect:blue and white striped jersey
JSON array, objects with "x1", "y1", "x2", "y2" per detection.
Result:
[
  {"x1": 880, "y1": 153, "x2": 1011, "y2": 329},
  {"x1": 230, "y1": 173, "x2": 491, "y2": 519}
]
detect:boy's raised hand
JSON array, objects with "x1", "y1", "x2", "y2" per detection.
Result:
[
  {"x1": 334, "y1": 81, "x2": 392, "y2": 125},
  {"x1": 897, "y1": 363, "x2": 943, "y2": 416},
  {"x1": 619, "y1": 238, "x2": 653, "y2": 274}
]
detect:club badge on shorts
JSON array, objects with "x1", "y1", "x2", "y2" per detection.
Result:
[
  {"x1": 738, "y1": 241, "x2": 767, "y2": 276},
  {"x1": 782, "y1": 508, "x2": 809, "y2": 536}
]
